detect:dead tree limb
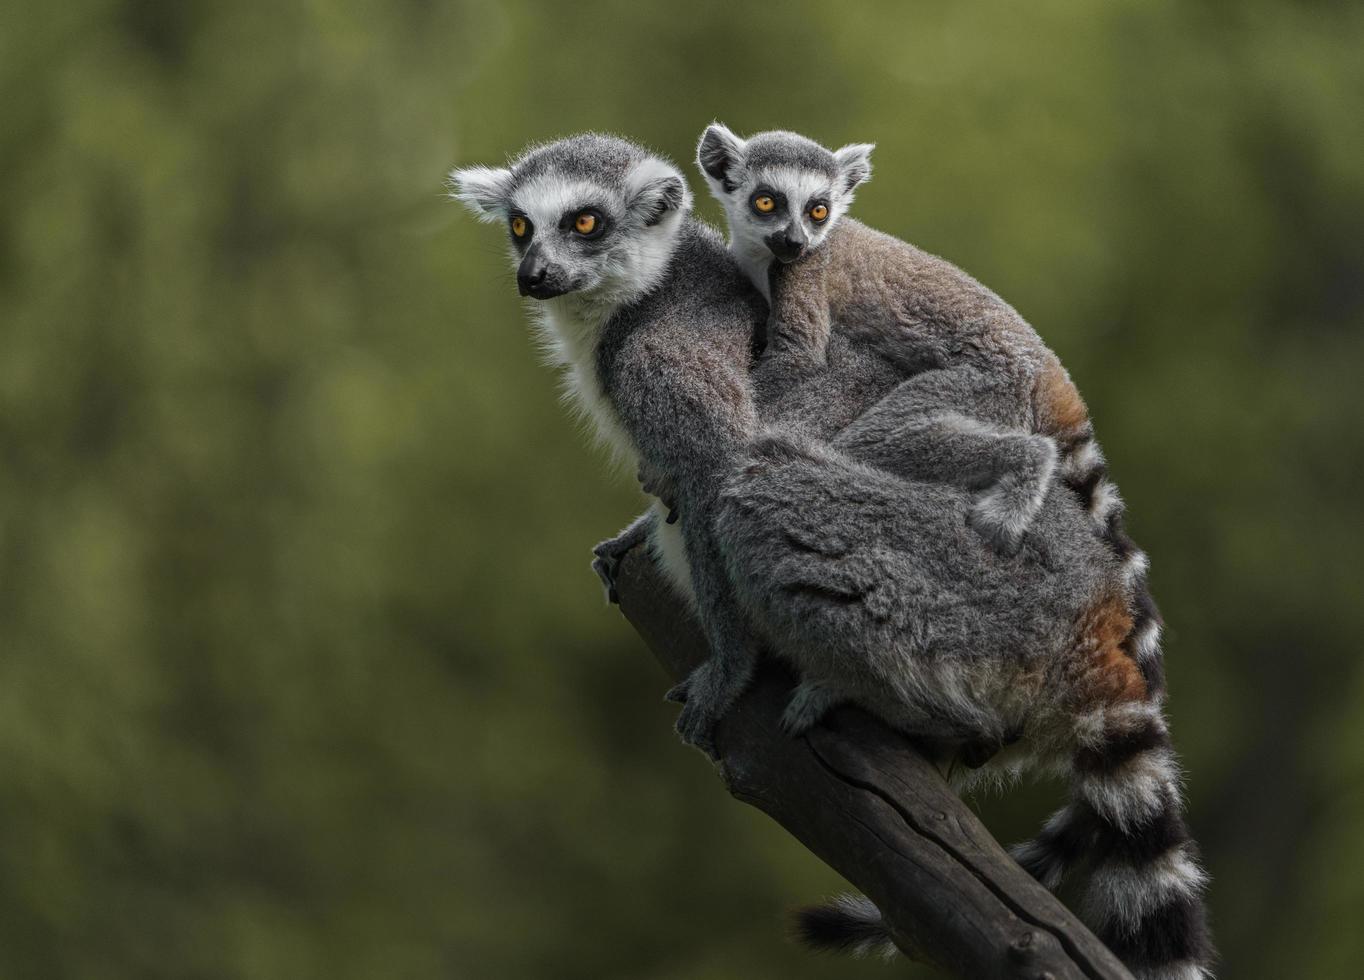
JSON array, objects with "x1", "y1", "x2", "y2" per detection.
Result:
[{"x1": 612, "y1": 544, "x2": 1134, "y2": 980}]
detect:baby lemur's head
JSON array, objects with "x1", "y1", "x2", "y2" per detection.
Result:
[
  {"x1": 449, "y1": 133, "x2": 693, "y2": 307},
  {"x1": 696, "y1": 124, "x2": 873, "y2": 281}
]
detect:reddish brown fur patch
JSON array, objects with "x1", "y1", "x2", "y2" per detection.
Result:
[
  {"x1": 1073, "y1": 591, "x2": 1147, "y2": 705},
  {"x1": 1036, "y1": 359, "x2": 1090, "y2": 439}
]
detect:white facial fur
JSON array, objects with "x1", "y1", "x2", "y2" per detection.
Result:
[
  {"x1": 449, "y1": 159, "x2": 690, "y2": 312},
  {"x1": 448, "y1": 144, "x2": 694, "y2": 466},
  {"x1": 696, "y1": 124, "x2": 874, "y2": 296}
]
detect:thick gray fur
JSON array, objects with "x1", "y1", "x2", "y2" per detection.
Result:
[
  {"x1": 700, "y1": 123, "x2": 1071, "y2": 557},
  {"x1": 451, "y1": 134, "x2": 769, "y2": 756},
  {"x1": 717, "y1": 432, "x2": 1118, "y2": 748},
  {"x1": 695, "y1": 125, "x2": 1211, "y2": 979},
  {"x1": 449, "y1": 132, "x2": 1211, "y2": 979}
]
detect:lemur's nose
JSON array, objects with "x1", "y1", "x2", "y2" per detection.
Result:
[
  {"x1": 768, "y1": 233, "x2": 807, "y2": 263},
  {"x1": 516, "y1": 243, "x2": 570, "y2": 299},
  {"x1": 516, "y1": 244, "x2": 550, "y2": 297}
]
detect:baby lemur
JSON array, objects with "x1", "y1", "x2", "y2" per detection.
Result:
[
  {"x1": 697, "y1": 125, "x2": 1210, "y2": 979},
  {"x1": 450, "y1": 132, "x2": 1211, "y2": 980}
]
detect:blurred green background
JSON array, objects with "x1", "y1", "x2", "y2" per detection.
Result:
[{"x1": 3, "y1": 0, "x2": 1362, "y2": 977}]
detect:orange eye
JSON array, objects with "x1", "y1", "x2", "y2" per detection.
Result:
[
  {"x1": 575, "y1": 212, "x2": 597, "y2": 234},
  {"x1": 753, "y1": 195, "x2": 776, "y2": 214},
  {"x1": 809, "y1": 203, "x2": 829, "y2": 222},
  {"x1": 510, "y1": 215, "x2": 528, "y2": 237}
]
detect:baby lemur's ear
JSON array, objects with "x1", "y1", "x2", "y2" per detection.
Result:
[
  {"x1": 697, "y1": 122, "x2": 747, "y2": 192},
  {"x1": 627, "y1": 158, "x2": 693, "y2": 227},
  {"x1": 447, "y1": 165, "x2": 514, "y2": 221},
  {"x1": 833, "y1": 143, "x2": 875, "y2": 196}
]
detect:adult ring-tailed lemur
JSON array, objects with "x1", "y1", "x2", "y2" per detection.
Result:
[{"x1": 449, "y1": 131, "x2": 1213, "y2": 980}]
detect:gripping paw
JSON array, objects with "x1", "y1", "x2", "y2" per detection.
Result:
[
  {"x1": 968, "y1": 489, "x2": 1030, "y2": 557},
  {"x1": 666, "y1": 674, "x2": 718, "y2": 758},
  {"x1": 591, "y1": 554, "x2": 621, "y2": 604},
  {"x1": 665, "y1": 658, "x2": 753, "y2": 761},
  {"x1": 968, "y1": 437, "x2": 1058, "y2": 556},
  {"x1": 781, "y1": 681, "x2": 839, "y2": 736},
  {"x1": 673, "y1": 700, "x2": 721, "y2": 760},
  {"x1": 959, "y1": 738, "x2": 1002, "y2": 770},
  {"x1": 592, "y1": 520, "x2": 651, "y2": 605}
]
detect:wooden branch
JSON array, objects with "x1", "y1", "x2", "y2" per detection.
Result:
[{"x1": 612, "y1": 545, "x2": 1134, "y2": 980}]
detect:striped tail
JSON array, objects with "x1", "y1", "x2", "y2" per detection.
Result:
[
  {"x1": 793, "y1": 712, "x2": 1215, "y2": 978},
  {"x1": 1012, "y1": 703, "x2": 1215, "y2": 979},
  {"x1": 1059, "y1": 431, "x2": 1166, "y2": 697}
]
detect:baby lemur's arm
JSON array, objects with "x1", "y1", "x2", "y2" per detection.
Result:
[{"x1": 763, "y1": 251, "x2": 1057, "y2": 555}]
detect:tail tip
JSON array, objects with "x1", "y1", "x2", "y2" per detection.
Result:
[{"x1": 790, "y1": 894, "x2": 898, "y2": 960}]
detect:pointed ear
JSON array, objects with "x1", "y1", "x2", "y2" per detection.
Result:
[
  {"x1": 447, "y1": 165, "x2": 514, "y2": 221},
  {"x1": 833, "y1": 143, "x2": 874, "y2": 195},
  {"x1": 696, "y1": 122, "x2": 747, "y2": 192},
  {"x1": 627, "y1": 159, "x2": 693, "y2": 227}
]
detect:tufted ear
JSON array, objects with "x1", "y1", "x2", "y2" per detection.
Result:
[
  {"x1": 696, "y1": 122, "x2": 748, "y2": 193},
  {"x1": 833, "y1": 143, "x2": 875, "y2": 196},
  {"x1": 447, "y1": 165, "x2": 514, "y2": 221},
  {"x1": 627, "y1": 158, "x2": 693, "y2": 227}
]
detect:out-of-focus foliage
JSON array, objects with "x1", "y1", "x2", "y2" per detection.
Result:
[{"x1": 1, "y1": 0, "x2": 1361, "y2": 977}]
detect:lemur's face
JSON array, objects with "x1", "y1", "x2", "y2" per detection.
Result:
[
  {"x1": 696, "y1": 125, "x2": 873, "y2": 267},
  {"x1": 449, "y1": 134, "x2": 691, "y2": 306}
]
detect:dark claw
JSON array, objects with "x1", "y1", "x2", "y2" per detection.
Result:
[
  {"x1": 663, "y1": 681, "x2": 689, "y2": 704},
  {"x1": 666, "y1": 507, "x2": 679, "y2": 524}
]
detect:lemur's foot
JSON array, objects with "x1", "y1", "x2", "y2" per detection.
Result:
[
  {"x1": 666, "y1": 670, "x2": 719, "y2": 758},
  {"x1": 665, "y1": 658, "x2": 753, "y2": 761},
  {"x1": 673, "y1": 700, "x2": 721, "y2": 760},
  {"x1": 781, "y1": 680, "x2": 839, "y2": 736},
  {"x1": 968, "y1": 437, "x2": 1058, "y2": 556},
  {"x1": 959, "y1": 738, "x2": 1002, "y2": 769}
]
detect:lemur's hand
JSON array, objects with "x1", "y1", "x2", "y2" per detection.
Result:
[
  {"x1": 966, "y1": 435, "x2": 1059, "y2": 557},
  {"x1": 636, "y1": 465, "x2": 679, "y2": 523},
  {"x1": 591, "y1": 512, "x2": 656, "y2": 604}
]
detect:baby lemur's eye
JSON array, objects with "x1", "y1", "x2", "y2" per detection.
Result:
[
  {"x1": 809, "y1": 203, "x2": 829, "y2": 223},
  {"x1": 510, "y1": 215, "x2": 530, "y2": 238},
  {"x1": 752, "y1": 194, "x2": 777, "y2": 214}
]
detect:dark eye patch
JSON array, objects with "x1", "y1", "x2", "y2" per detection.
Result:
[
  {"x1": 806, "y1": 198, "x2": 831, "y2": 223},
  {"x1": 749, "y1": 187, "x2": 787, "y2": 216},
  {"x1": 558, "y1": 206, "x2": 610, "y2": 242},
  {"x1": 508, "y1": 211, "x2": 533, "y2": 248}
]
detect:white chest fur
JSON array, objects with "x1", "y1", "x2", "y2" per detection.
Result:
[
  {"x1": 535, "y1": 299, "x2": 637, "y2": 464},
  {"x1": 534, "y1": 298, "x2": 696, "y2": 604}
]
